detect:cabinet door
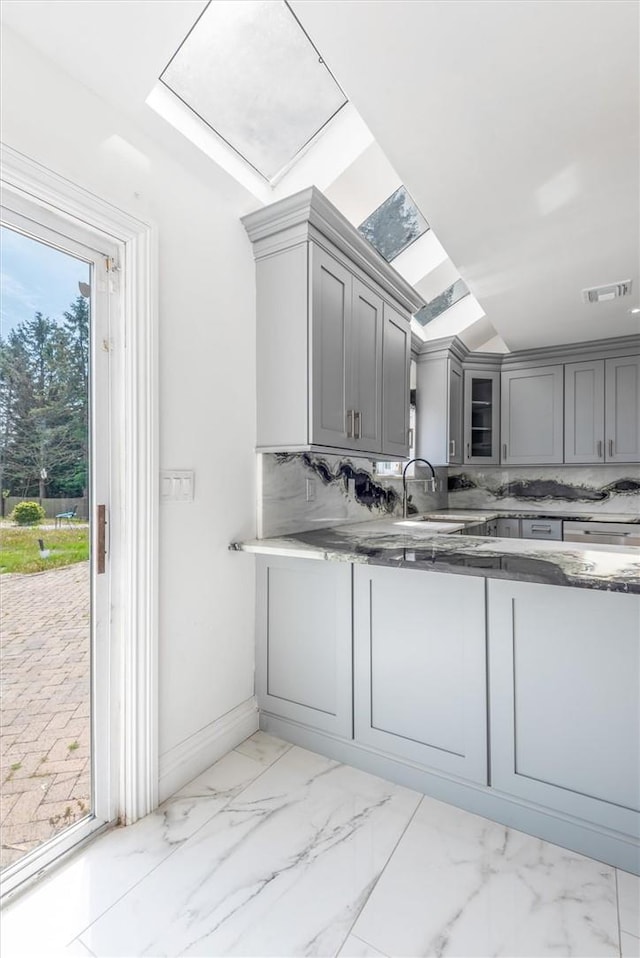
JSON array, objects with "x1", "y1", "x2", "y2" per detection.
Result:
[
  {"x1": 605, "y1": 355, "x2": 640, "y2": 463},
  {"x1": 349, "y1": 277, "x2": 383, "y2": 454},
  {"x1": 464, "y1": 370, "x2": 500, "y2": 464},
  {"x1": 309, "y1": 245, "x2": 353, "y2": 450},
  {"x1": 496, "y1": 517, "x2": 521, "y2": 538},
  {"x1": 381, "y1": 303, "x2": 410, "y2": 458},
  {"x1": 448, "y1": 358, "x2": 463, "y2": 464},
  {"x1": 564, "y1": 360, "x2": 605, "y2": 463},
  {"x1": 501, "y1": 365, "x2": 564, "y2": 463},
  {"x1": 354, "y1": 565, "x2": 487, "y2": 784},
  {"x1": 488, "y1": 579, "x2": 640, "y2": 836},
  {"x1": 256, "y1": 556, "x2": 353, "y2": 737}
]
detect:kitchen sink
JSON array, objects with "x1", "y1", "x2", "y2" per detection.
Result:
[{"x1": 392, "y1": 519, "x2": 465, "y2": 533}]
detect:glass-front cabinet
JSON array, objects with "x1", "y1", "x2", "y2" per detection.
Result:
[{"x1": 464, "y1": 368, "x2": 500, "y2": 464}]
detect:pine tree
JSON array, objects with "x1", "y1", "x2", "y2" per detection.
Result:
[{"x1": 0, "y1": 300, "x2": 89, "y2": 499}]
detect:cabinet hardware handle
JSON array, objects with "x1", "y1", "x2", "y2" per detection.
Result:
[
  {"x1": 502, "y1": 443, "x2": 507, "y2": 460},
  {"x1": 354, "y1": 410, "x2": 361, "y2": 440},
  {"x1": 608, "y1": 439, "x2": 614, "y2": 458},
  {"x1": 346, "y1": 410, "x2": 353, "y2": 438},
  {"x1": 466, "y1": 442, "x2": 470, "y2": 459},
  {"x1": 583, "y1": 529, "x2": 630, "y2": 537},
  {"x1": 408, "y1": 427, "x2": 414, "y2": 448},
  {"x1": 597, "y1": 440, "x2": 603, "y2": 458},
  {"x1": 449, "y1": 439, "x2": 455, "y2": 457}
]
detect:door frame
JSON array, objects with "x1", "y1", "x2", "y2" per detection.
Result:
[{"x1": 0, "y1": 143, "x2": 159, "y2": 895}]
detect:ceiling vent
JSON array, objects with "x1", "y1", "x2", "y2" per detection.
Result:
[{"x1": 582, "y1": 280, "x2": 632, "y2": 304}]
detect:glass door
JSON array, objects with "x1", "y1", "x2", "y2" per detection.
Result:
[
  {"x1": 463, "y1": 369, "x2": 500, "y2": 465},
  {"x1": 0, "y1": 206, "x2": 116, "y2": 891}
]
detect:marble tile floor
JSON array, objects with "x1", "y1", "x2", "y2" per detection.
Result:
[{"x1": 1, "y1": 731, "x2": 639, "y2": 958}]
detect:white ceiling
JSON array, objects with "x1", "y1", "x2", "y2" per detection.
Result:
[
  {"x1": 292, "y1": 0, "x2": 640, "y2": 350},
  {"x1": 2, "y1": 0, "x2": 639, "y2": 350}
]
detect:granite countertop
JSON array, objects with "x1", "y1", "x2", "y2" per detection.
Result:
[
  {"x1": 232, "y1": 517, "x2": 640, "y2": 594},
  {"x1": 419, "y1": 509, "x2": 639, "y2": 523}
]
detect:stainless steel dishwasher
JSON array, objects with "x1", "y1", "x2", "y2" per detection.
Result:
[{"x1": 563, "y1": 521, "x2": 640, "y2": 548}]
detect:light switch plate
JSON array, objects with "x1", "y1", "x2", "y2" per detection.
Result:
[{"x1": 160, "y1": 469, "x2": 195, "y2": 502}]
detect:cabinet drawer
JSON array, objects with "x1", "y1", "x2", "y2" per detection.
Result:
[{"x1": 521, "y1": 518, "x2": 563, "y2": 540}]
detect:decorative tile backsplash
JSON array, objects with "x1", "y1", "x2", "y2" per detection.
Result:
[
  {"x1": 448, "y1": 466, "x2": 640, "y2": 515},
  {"x1": 258, "y1": 456, "x2": 638, "y2": 538},
  {"x1": 259, "y1": 453, "x2": 447, "y2": 538}
]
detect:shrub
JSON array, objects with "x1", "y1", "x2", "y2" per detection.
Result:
[{"x1": 10, "y1": 500, "x2": 46, "y2": 526}]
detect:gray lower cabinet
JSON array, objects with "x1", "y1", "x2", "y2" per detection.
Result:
[
  {"x1": 488, "y1": 578, "x2": 640, "y2": 837},
  {"x1": 501, "y1": 364, "x2": 564, "y2": 464},
  {"x1": 353, "y1": 564, "x2": 487, "y2": 784},
  {"x1": 520, "y1": 517, "x2": 563, "y2": 540},
  {"x1": 256, "y1": 556, "x2": 353, "y2": 738},
  {"x1": 496, "y1": 517, "x2": 521, "y2": 538}
]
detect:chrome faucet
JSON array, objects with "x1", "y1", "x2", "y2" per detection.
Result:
[{"x1": 402, "y1": 458, "x2": 437, "y2": 518}]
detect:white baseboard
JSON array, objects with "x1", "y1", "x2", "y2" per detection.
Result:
[{"x1": 158, "y1": 697, "x2": 258, "y2": 803}]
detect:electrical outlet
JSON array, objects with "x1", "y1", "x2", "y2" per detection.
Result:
[{"x1": 306, "y1": 478, "x2": 316, "y2": 502}]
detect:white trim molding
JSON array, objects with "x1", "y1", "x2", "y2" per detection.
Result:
[
  {"x1": 0, "y1": 143, "x2": 159, "y2": 827},
  {"x1": 158, "y1": 698, "x2": 259, "y2": 803}
]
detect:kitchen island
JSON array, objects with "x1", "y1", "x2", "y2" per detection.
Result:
[{"x1": 233, "y1": 518, "x2": 640, "y2": 874}]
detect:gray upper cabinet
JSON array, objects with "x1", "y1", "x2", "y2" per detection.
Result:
[
  {"x1": 501, "y1": 364, "x2": 564, "y2": 464},
  {"x1": 416, "y1": 348, "x2": 464, "y2": 465},
  {"x1": 310, "y1": 247, "x2": 384, "y2": 453},
  {"x1": 448, "y1": 357, "x2": 463, "y2": 464},
  {"x1": 349, "y1": 276, "x2": 384, "y2": 454},
  {"x1": 605, "y1": 355, "x2": 640, "y2": 463},
  {"x1": 565, "y1": 356, "x2": 640, "y2": 463},
  {"x1": 464, "y1": 368, "x2": 500, "y2": 464},
  {"x1": 382, "y1": 303, "x2": 411, "y2": 459},
  {"x1": 565, "y1": 360, "x2": 606, "y2": 463},
  {"x1": 310, "y1": 244, "x2": 353, "y2": 451},
  {"x1": 242, "y1": 187, "x2": 422, "y2": 459},
  {"x1": 488, "y1": 578, "x2": 640, "y2": 838},
  {"x1": 353, "y1": 564, "x2": 488, "y2": 784}
]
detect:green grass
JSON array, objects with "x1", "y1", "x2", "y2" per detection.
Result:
[{"x1": 0, "y1": 525, "x2": 90, "y2": 574}]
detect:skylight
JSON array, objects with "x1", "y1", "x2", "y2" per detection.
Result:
[
  {"x1": 160, "y1": 0, "x2": 347, "y2": 183},
  {"x1": 358, "y1": 186, "x2": 429, "y2": 262},
  {"x1": 414, "y1": 279, "x2": 470, "y2": 326}
]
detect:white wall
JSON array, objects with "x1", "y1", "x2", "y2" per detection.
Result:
[{"x1": 1, "y1": 28, "x2": 258, "y2": 797}]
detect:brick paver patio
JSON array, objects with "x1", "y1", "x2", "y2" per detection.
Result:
[{"x1": 1, "y1": 562, "x2": 90, "y2": 870}]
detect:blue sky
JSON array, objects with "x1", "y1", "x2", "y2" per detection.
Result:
[{"x1": 0, "y1": 226, "x2": 90, "y2": 339}]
